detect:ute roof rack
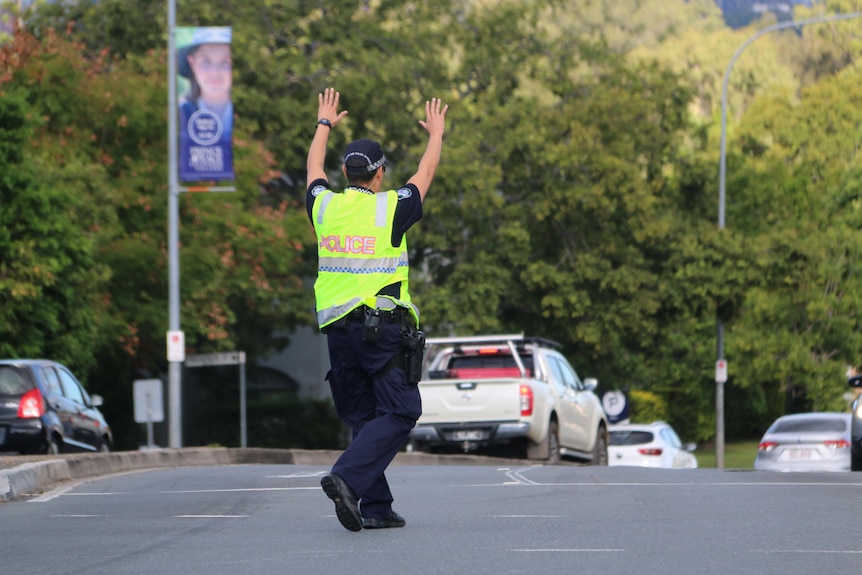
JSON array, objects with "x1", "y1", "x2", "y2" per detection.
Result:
[
  {"x1": 424, "y1": 334, "x2": 562, "y2": 380},
  {"x1": 425, "y1": 333, "x2": 562, "y2": 349}
]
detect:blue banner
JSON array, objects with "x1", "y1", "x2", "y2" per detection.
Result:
[{"x1": 177, "y1": 26, "x2": 234, "y2": 182}]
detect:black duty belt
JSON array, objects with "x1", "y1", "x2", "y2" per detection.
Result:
[{"x1": 322, "y1": 305, "x2": 406, "y2": 333}]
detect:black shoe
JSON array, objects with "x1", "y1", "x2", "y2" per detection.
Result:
[
  {"x1": 362, "y1": 511, "x2": 406, "y2": 529},
  {"x1": 321, "y1": 473, "x2": 362, "y2": 532}
]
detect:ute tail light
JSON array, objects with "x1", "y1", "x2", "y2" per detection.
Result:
[
  {"x1": 758, "y1": 441, "x2": 779, "y2": 452},
  {"x1": 823, "y1": 439, "x2": 850, "y2": 449},
  {"x1": 18, "y1": 388, "x2": 45, "y2": 419},
  {"x1": 638, "y1": 448, "x2": 663, "y2": 456},
  {"x1": 519, "y1": 384, "x2": 533, "y2": 416}
]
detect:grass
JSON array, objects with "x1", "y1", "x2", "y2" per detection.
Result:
[{"x1": 696, "y1": 441, "x2": 760, "y2": 469}]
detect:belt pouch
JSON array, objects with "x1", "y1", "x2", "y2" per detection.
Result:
[{"x1": 361, "y1": 308, "x2": 383, "y2": 343}]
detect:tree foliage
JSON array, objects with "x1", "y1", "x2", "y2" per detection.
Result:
[{"x1": 2, "y1": 0, "x2": 862, "y2": 447}]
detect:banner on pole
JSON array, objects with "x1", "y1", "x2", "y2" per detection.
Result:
[{"x1": 176, "y1": 26, "x2": 234, "y2": 182}]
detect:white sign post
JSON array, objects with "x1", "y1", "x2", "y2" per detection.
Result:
[{"x1": 134, "y1": 379, "x2": 164, "y2": 450}]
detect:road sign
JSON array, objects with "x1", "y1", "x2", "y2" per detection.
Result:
[
  {"x1": 602, "y1": 390, "x2": 630, "y2": 424},
  {"x1": 185, "y1": 351, "x2": 246, "y2": 367},
  {"x1": 167, "y1": 331, "x2": 185, "y2": 362},
  {"x1": 134, "y1": 379, "x2": 165, "y2": 422},
  {"x1": 134, "y1": 378, "x2": 164, "y2": 450},
  {"x1": 184, "y1": 351, "x2": 248, "y2": 447},
  {"x1": 716, "y1": 359, "x2": 728, "y2": 384}
]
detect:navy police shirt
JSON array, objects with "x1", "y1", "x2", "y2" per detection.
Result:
[{"x1": 306, "y1": 179, "x2": 423, "y2": 248}]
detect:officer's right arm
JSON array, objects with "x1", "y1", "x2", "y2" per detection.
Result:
[
  {"x1": 407, "y1": 98, "x2": 448, "y2": 202},
  {"x1": 307, "y1": 88, "x2": 348, "y2": 183}
]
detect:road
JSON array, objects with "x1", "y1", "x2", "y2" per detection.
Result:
[{"x1": 1, "y1": 463, "x2": 859, "y2": 575}]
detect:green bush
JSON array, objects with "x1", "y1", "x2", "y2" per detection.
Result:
[{"x1": 628, "y1": 390, "x2": 668, "y2": 423}]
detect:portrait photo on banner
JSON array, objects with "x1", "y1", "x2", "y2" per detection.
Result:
[{"x1": 176, "y1": 26, "x2": 235, "y2": 182}]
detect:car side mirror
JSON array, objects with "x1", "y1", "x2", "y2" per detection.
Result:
[
  {"x1": 849, "y1": 375, "x2": 862, "y2": 389},
  {"x1": 583, "y1": 378, "x2": 598, "y2": 392},
  {"x1": 89, "y1": 394, "x2": 104, "y2": 407},
  {"x1": 684, "y1": 442, "x2": 697, "y2": 452}
]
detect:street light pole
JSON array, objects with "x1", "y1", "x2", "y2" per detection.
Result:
[
  {"x1": 716, "y1": 11, "x2": 862, "y2": 468},
  {"x1": 167, "y1": 0, "x2": 183, "y2": 448}
]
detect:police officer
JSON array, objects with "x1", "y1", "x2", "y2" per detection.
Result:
[{"x1": 306, "y1": 88, "x2": 448, "y2": 531}]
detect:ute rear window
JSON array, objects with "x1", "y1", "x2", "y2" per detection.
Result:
[
  {"x1": 0, "y1": 367, "x2": 30, "y2": 395},
  {"x1": 445, "y1": 353, "x2": 534, "y2": 379},
  {"x1": 609, "y1": 431, "x2": 654, "y2": 446}
]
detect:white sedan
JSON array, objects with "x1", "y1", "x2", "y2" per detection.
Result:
[{"x1": 608, "y1": 421, "x2": 698, "y2": 469}]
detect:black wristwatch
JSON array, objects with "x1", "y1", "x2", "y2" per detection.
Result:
[{"x1": 317, "y1": 118, "x2": 332, "y2": 129}]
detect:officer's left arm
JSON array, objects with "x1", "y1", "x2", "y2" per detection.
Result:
[
  {"x1": 391, "y1": 185, "x2": 423, "y2": 247},
  {"x1": 307, "y1": 88, "x2": 348, "y2": 183}
]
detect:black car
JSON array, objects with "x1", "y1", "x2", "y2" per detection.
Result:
[
  {"x1": 850, "y1": 376, "x2": 862, "y2": 471},
  {"x1": 0, "y1": 359, "x2": 112, "y2": 454}
]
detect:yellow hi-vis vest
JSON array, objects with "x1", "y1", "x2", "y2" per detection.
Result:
[{"x1": 311, "y1": 187, "x2": 418, "y2": 329}]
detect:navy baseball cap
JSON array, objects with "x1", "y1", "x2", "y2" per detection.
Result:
[{"x1": 344, "y1": 139, "x2": 389, "y2": 175}]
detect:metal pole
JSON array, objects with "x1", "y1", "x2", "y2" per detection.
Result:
[
  {"x1": 239, "y1": 352, "x2": 247, "y2": 448},
  {"x1": 717, "y1": 11, "x2": 862, "y2": 468},
  {"x1": 167, "y1": 0, "x2": 183, "y2": 448},
  {"x1": 716, "y1": 319, "x2": 725, "y2": 468}
]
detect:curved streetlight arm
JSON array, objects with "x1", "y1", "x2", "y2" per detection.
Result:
[{"x1": 719, "y1": 12, "x2": 862, "y2": 230}]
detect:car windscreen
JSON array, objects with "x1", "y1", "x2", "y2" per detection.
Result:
[
  {"x1": 771, "y1": 417, "x2": 847, "y2": 433},
  {"x1": 609, "y1": 430, "x2": 654, "y2": 446},
  {"x1": 0, "y1": 366, "x2": 30, "y2": 395}
]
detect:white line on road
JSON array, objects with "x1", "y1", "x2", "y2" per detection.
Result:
[
  {"x1": 267, "y1": 471, "x2": 327, "y2": 478},
  {"x1": 512, "y1": 548, "x2": 625, "y2": 553},
  {"x1": 62, "y1": 486, "x2": 320, "y2": 496},
  {"x1": 489, "y1": 515, "x2": 565, "y2": 518},
  {"x1": 754, "y1": 549, "x2": 862, "y2": 554},
  {"x1": 175, "y1": 515, "x2": 248, "y2": 518}
]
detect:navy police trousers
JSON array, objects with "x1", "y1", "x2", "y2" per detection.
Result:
[{"x1": 325, "y1": 320, "x2": 422, "y2": 520}]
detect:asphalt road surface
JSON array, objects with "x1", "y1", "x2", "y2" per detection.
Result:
[{"x1": 1, "y1": 463, "x2": 859, "y2": 575}]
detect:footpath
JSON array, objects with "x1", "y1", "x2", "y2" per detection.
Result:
[{"x1": 0, "y1": 447, "x2": 522, "y2": 503}]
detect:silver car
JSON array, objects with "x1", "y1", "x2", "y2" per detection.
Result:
[
  {"x1": 850, "y1": 376, "x2": 862, "y2": 471},
  {"x1": 754, "y1": 412, "x2": 851, "y2": 472}
]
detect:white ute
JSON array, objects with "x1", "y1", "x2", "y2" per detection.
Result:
[{"x1": 409, "y1": 334, "x2": 609, "y2": 464}]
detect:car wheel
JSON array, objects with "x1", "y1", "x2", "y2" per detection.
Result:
[
  {"x1": 44, "y1": 436, "x2": 61, "y2": 455},
  {"x1": 546, "y1": 421, "x2": 561, "y2": 464},
  {"x1": 99, "y1": 439, "x2": 111, "y2": 453},
  {"x1": 590, "y1": 425, "x2": 608, "y2": 466},
  {"x1": 526, "y1": 420, "x2": 560, "y2": 463},
  {"x1": 852, "y1": 447, "x2": 862, "y2": 472}
]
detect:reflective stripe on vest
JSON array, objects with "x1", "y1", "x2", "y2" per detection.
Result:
[{"x1": 312, "y1": 188, "x2": 417, "y2": 328}]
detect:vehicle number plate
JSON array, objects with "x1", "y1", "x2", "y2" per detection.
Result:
[
  {"x1": 787, "y1": 449, "x2": 813, "y2": 459},
  {"x1": 451, "y1": 430, "x2": 485, "y2": 441}
]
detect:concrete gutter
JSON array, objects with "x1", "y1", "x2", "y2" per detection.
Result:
[{"x1": 0, "y1": 448, "x2": 528, "y2": 503}]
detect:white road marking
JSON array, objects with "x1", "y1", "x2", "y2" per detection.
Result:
[
  {"x1": 29, "y1": 468, "x2": 168, "y2": 502},
  {"x1": 50, "y1": 514, "x2": 107, "y2": 518},
  {"x1": 63, "y1": 486, "x2": 319, "y2": 496},
  {"x1": 512, "y1": 548, "x2": 625, "y2": 553},
  {"x1": 266, "y1": 471, "x2": 327, "y2": 478},
  {"x1": 505, "y1": 467, "x2": 541, "y2": 485},
  {"x1": 175, "y1": 515, "x2": 248, "y2": 518},
  {"x1": 34, "y1": 484, "x2": 319, "y2": 501},
  {"x1": 754, "y1": 549, "x2": 862, "y2": 554},
  {"x1": 489, "y1": 514, "x2": 565, "y2": 518}
]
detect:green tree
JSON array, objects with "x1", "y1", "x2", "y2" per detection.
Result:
[{"x1": 0, "y1": 83, "x2": 111, "y2": 371}]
